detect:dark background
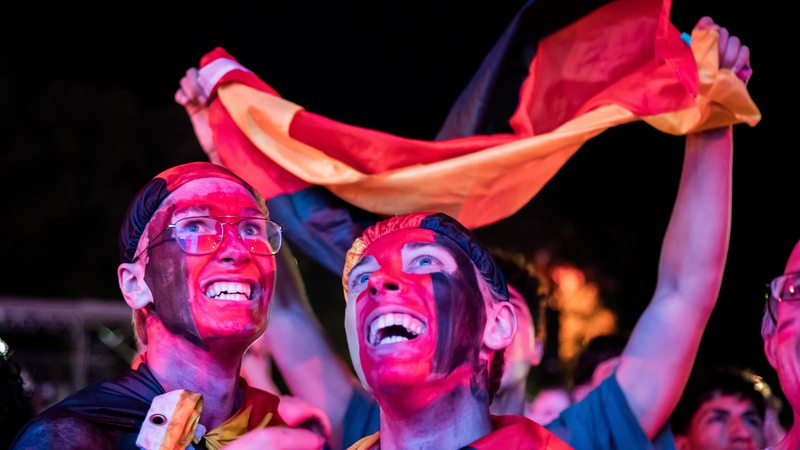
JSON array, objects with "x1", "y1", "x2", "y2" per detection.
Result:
[{"x1": 0, "y1": 1, "x2": 793, "y2": 407}]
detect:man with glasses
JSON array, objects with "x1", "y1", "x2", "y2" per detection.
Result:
[
  {"x1": 760, "y1": 240, "x2": 800, "y2": 450},
  {"x1": 11, "y1": 162, "x2": 325, "y2": 450}
]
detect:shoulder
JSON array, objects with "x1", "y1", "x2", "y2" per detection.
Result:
[
  {"x1": 11, "y1": 415, "x2": 117, "y2": 450},
  {"x1": 546, "y1": 375, "x2": 676, "y2": 449}
]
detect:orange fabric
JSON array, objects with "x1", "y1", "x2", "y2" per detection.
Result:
[{"x1": 211, "y1": 0, "x2": 759, "y2": 229}]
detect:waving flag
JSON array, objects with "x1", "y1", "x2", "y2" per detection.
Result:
[{"x1": 192, "y1": 0, "x2": 759, "y2": 274}]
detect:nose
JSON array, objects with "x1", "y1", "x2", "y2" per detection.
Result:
[
  {"x1": 367, "y1": 270, "x2": 403, "y2": 297},
  {"x1": 215, "y1": 222, "x2": 250, "y2": 262},
  {"x1": 728, "y1": 416, "x2": 755, "y2": 443}
]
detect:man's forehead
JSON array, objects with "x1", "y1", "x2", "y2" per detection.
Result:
[
  {"x1": 162, "y1": 178, "x2": 264, "y2": 212},
  {"x1": 698, "y1": 395, "x2": 759, "y2": 414},
  {"x1": 168, "y1": 177, "x2": 257, "y2": 199},
  {"x1": 341, "y1": 212, "x2": 509, "y2": 301},
  {"x1": 350, "y1": 229, "x2": 451, "y2": 268},
  {"x1": 364, "y1": 228, "x2": 438, "y2": 250},
  {"x1": 360, "y1": 229, "x2": 465, "y2": 260}
]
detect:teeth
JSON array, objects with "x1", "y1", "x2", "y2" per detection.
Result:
[
  {"x1": 205, "y1": 281, "x2": 251, "y2": 301},
  {"x1": 368, "y1": 313, "x2": 424, "y2": 346}
]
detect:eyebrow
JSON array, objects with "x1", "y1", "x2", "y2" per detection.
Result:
[
  {"x1": 350, "y1": 255, "x2": 376, "y2": 276},
  {"x1": 404, "y1": 241, "x2": 442, "y2": 251}
]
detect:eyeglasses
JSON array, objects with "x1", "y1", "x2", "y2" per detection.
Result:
[
  {"x1": 765, "y1": 270, "x2": 800, "y2": 324},
  {"x1": 133, "y1": 216, "x2": 282, "y2": 261}
]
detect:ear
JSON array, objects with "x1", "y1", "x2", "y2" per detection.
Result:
[
  {"x1": 673, "y1": 435, "x2": 689, "y2": 450},
  {"x1": 764, "y1": 332, "x2": 778, "y2": 370},
  {"x1": 483, "y1": 301, "x2": 516, "y2": 350},
  {"x1": 118, "y1": 262, "x2": 153, "y2": 310}
]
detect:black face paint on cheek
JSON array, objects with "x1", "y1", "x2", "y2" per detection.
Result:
[
  {"x1": 430, "y1": 237, "x2": 486, "y2": 377},
  {"x1": 144, "y1": 241, "x2": 207, "y2": 349}
]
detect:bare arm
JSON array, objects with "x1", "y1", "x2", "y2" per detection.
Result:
[
  {"x1": 174, "y1": 67, "x2": 218, "y2": 164},
  {"x1": 268, "y1": 244, "x2": 362, "y2": 450},
  {"x1": 614, "y1": 16, "x2": 748, "y2": 438}
]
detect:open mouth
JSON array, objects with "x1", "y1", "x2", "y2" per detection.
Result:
[
  {"x1": 205, "y1": 281, "x2": 252, "y2": 301},
  {"x1": 368, "y1": 312, "x2": 425, "y2": 346}
]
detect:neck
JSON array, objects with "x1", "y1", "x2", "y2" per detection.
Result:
[
  {"x1": 376, "y1": 384, "x2": 494, "y2": 450},
  {"x1": 143, "y1": 332, "x2": 247, "y2": 430},
  {"x1": 490, "y1": 378, "x2": 527, "y2": 416}
]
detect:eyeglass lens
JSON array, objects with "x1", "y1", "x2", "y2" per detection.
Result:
[
  {"x1": 173, "y1": 216, "x2": 281, "y2": 256},
  {"x1": 771, "y1": 271, "x2": 800, "y2": 302},
  {"x1": 767, "y1": 270, "x2": 800, "y2": 324}
]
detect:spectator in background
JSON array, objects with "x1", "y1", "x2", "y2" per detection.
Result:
[
  {"x1": 670, "y1": 366, "x2": 774, "y2": 450},
  {"x1": 569, "y1": 333, "x2": 628, "y2": 403},
  {"x1": 525, "y1": 381, "x2": 572, "y2": 426}
]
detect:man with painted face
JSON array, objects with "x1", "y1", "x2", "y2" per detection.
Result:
[
  {"x1": 341, "y1": 212, "x2": 571, "y2": 450},
  {"x1": 759, "y1": 239, "x2": 800, "y2": 450},
  {"x1": 10, "y1": 162, "x2": 324, "y2": 450}
]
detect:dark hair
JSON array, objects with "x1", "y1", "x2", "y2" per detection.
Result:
[
  {"x1": 571, "y1": 333, "x2": 628, "y2": 387},
  {"x1": 670, "y1": 366, "x2": 771, "y2": 435},
  {"x1": 488, "y1": 247, "x2": 551, "y2": 331}
]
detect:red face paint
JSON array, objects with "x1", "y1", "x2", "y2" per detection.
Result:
[
  {"x1": 345, "y1": 228, "x2": 487, "y2": 396},
  {"x1": 141, "y1": 178, "x2": 276, "y2": 350}
]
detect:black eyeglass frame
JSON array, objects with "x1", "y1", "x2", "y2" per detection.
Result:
[{"x1": 765, "y1": 269, "x2": 800, "y2": 324}]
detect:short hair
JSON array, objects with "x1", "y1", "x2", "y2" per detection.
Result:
[
  {"x1": 670, "y1": 366, "x2": 771, "y2": 435},
  {"x1": 571, "y1": 333, "x2": 628, "y2": 388}
]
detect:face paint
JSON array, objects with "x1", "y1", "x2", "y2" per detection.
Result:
[
  {"x1": 144, "y1": 205, "x2": 204, "y2": 346},
  {"x1": 429, "y1": 232, "x2": 485, "y2": 377},
  {"x1": 345, "y1": 228, "x2": 487, "y2": 395},
  {"x1": 139, "y1": 178, "x2": 276, "y2": 350}
]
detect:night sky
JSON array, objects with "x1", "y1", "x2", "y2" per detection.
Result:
[{"x1": 0, "y1": 1, "x2": 794, "y2": 404}]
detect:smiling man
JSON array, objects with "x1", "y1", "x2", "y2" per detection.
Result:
[
  {"x1": 10, "y1": 162, "x2": 324, "y2": 450},
  {"x1": 341, "y1": 212, "x2": 570, "y2": 450}
]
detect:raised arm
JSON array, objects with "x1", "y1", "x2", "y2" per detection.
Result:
[
  {"x1": 614, "y1": 16, "x2": 748, "y2": 438},
  {"x1": 174, "y1": 67, "x2": 218, "y2": 163},
  {"x1": 267, "y1": 244, "x2": 363, "y2": 450}
]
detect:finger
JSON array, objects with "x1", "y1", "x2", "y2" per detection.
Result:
[
  {"x1": 717, "y1": 26, "x2": 730, "y2": 63},
  {"x1": 174, "y1": 89, "x2": 187, "y2": 106},
  {"x1": 694, "y1": 16, "x2": 716, "y2": 31},
  {"x1": 720, "y1": 34, "x2": 740, "y2": 69},
  {"x1": 179, "y1": 68, "x2": 207, "y2": 104}
]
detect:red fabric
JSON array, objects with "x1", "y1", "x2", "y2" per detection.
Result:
[{"x1": 196, "y1": 0, "x2": 758, "y2": 228}]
